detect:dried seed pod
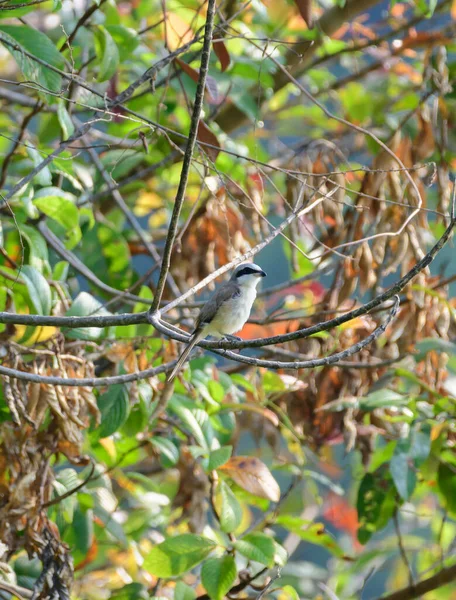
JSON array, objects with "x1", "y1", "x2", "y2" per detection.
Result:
[
  {"x1": 358, "y1": 242, "x2": 377, "y2": 293},
  {"x1": 383, "y1": 233, "x2": 409, "y2": 276}
]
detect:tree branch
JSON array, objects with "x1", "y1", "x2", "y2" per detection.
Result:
[
  {"x1": 151, "y1": 0, "x2": 217, "y2": 311},
  {"x1": 0, "y1": 206, "x2": 453, "y2": 338},
  {"x1": 0, "y1": 361, "x2": 173, "y2": 387},
  {"x1": 85, "y1": 144, "x2": 181, "y2": 298},
  {"x1": 377, "y1": 562, "x2": 456, "y2": 600},
  {"x1": 150, "y1": 295, "x2": 400, "y2": 370}
]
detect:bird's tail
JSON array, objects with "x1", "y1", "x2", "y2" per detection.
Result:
[{"x1": 167, "y1": 330, "x2": 205, "y2": 382}]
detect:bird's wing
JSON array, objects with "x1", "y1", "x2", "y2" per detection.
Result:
[{"x1": 195, "y1": 281, "x2": 241, "y2": 330}]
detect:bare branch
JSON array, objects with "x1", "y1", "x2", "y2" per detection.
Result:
[
  {"x1": 376, "y1": 562, "x2": 456, "y2": 600},
  {"x1": 150, "y1": 295, "x2": 400, "y2": 370},
  {"x1": 151, "y1": 0, "x2": 217, "y2": 311},
  {"x1": 0, "y1": 361, "x2": 173, "y2": 387},
  {"x1": 0, "y1": 208, "x2": 453, "y2": 336}
]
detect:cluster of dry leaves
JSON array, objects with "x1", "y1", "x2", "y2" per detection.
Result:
[{"x1": 0, "y1": 347, "x2": 99, "y2": 597}]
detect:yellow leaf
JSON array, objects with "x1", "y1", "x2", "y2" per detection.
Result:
[
  {"x1": 13, "y1": 324, "x2": 58, "y2": 344},
  {"x1": 134, "y1": 191, "x2": 163, "y2": 216},
  {"x1": 99, "y1": 438, "x2": 117, "y2": 459},
  {"x1": 165, "y1": 12, "x2": 193, "y2": 51},
  {"x1": 148, "y1": 210, "x2": 167, "y2": 229}
]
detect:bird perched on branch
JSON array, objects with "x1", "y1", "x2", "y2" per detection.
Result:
[{"x1": 168, "y1": 262, "x2": 266, "y2": 382}]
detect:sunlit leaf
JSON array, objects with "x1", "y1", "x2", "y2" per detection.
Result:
[
  {"x1": 0, "y1": 25, "x2": 64, "y2": 95},
  {"x1": 143, "y1": 534, "x2": 215, "y2": 577},
  {"x1": 234, "y1": 532, "x2": 275, "y2": 566},
  {"x1": 217, "y1": 480, "x2": 242, "y2": 533},
  {"x1": 201, "y1": 555, "x2": 236, "y2": 600},
  {"x1": 207, "y1": 445, "x2": 232, "y2": 472},
  {"x1": 220, "y1": 456, "x2": 280, "y2": 502}
]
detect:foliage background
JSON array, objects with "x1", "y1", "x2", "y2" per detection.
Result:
[{"x1": 0, "y1": 0, "x2": 455, "y2": 599}]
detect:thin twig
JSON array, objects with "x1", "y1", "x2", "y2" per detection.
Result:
[
  {"x1": 151, "y1": 0, "x2": 217, "y2": 311},
  {"x1": 85, "y1": 144, "x2": 181, "y2": 298},
  {"x1": 394, "y1": 510, "x2": 414, "y2": 587}
]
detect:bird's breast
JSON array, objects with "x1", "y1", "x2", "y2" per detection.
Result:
[{"x1": 208, "y1": 286, "x2": 257, "y2": 336}]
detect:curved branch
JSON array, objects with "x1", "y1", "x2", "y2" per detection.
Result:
[
  {"x1": 150, "y1": 295, "x2": 399, "y2": 370},
  {"x1": 0, "y1": 207, "x2": 453, "y2": 336},
  {"x1": 0, "y1": 361, "x2": 173, "y2": 387}
]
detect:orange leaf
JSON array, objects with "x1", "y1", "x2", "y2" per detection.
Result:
[
  {"x1": 165, "y1": 13, "x2": 193, "y2": 51},
  {"x1": 197, "y1": 120, "x2": 221, "y2": 162},
  {"x1": 213, "y1": 36, "x2": 230, "y2": 72},
  {"x1": 220, "y1": 456, "x2": 280, "y2": 502}
]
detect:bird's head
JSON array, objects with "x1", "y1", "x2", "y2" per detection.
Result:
[{"x1": 231, "y1": 262, "x2": 266, "y2": 287}]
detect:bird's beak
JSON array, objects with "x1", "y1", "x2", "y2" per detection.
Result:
[{"x1": 258, "y1": 269, "x2": 266, "y2": 278}]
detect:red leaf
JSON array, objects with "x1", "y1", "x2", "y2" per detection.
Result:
[
  {"x1": 294, "y1": 0, "x2": 313, "y2": 28},
  {"x1": 213, "y1": 37, "x2": 231, "y2": 72},
  {"x1": 197, "y1": 120, "x2": 220, "y2": 162},
  {"x1": 174, "y1": 57, "x2": 218, "y2": 101}
]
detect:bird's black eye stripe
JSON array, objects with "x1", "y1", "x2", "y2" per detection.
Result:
[{"x1": 236, "y1": 267, "x2": 260, "y2": 278}]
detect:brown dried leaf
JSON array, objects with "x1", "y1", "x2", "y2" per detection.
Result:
[
  {"x1": 174, "y1": 57, "x2": 218, "y2": 101},
  {"x1": 213, "y1": 37, "x2": 230, "y2": 72},
  {"x1": 197, "y1": 120, "x2": 221, "y2": 162},
  {"x1": 413, "y1": 109, "x2": 435, "y2": 161},
  {"x1": 293, "y1": 0, "x2": 313, "y2": 28},
  {"x1": 219, "y1": 456, "x2": 280, "y2": 502}
]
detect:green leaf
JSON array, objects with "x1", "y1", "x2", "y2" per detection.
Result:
[
  {"x1": 218, "y1": 481, "x2": 242, "y2": 533},
  {"x1": 143, "y1": 534, "x2": 215, "y2": 577},
  {"x1": 97, "y1": 385, "x2": 130, "y2": 438},
  {"x1": 275, "y1": 517, "x2": 345, "y2": 558},
  {"x1": 410, "y1": 426, "x2": 431, "y2": 466},
  {"x1": 0, "y1": 0, "x2": 39, "y2": 19},
  {"x1": 390, "y1": 443, "x2": 416, "y2": 501},
  {"x1": 111, "y1": 583, "x2": 149, "y2": 600},
  {"x1": 21, "y1": 265, "x2": 52, "y2": 315},
  {"x1": 52, "y1": 261, "x2": 69, "y2": 282},
  {"x1": 437, "y1": 462, "x2": 456, "y2": 516},
  {"x1": 230, "y1": 373, "x2": 255, "y2": 392},
  {"x1": 174, "y1": 582, "x2": 196, "y2": 600},
  {"x1": 201, "y1": 556, "x2": 236, "y2": 600},
  {"x1": 150, "y1": 437, "x2": 179, "y2": 467},
  {"x1": 73, "y1": 508, "x2": 93, "y2": 554},
  {"x1": 415, "y1": 338, "x2": 456, "y2": 360},
  {"x1": 19, "y1": 224, "x2": 49, "y2": 272},
  {"x1": 208, "y1": 380, "x2": 225, "y2": 403},
  {"x1": 208, "y1": 446, "x2": 232, "y2": 472},
  {"x1": 359, "y1": 390, "x2": 408, "y2": 411},
  {"x1": 273, "y1": 541, "x2": 288, "y2": 567},
  {"x1": 65, "y1": 292, "x2": 112, "y2": 340},
  {"x1": 169, "y1": 397, "x2": 210, "y2": 451},
  {"x1": 234, "y1": 532, "x2": 275, "y2": 566},
  {"x1": 0, "y1": 25, "x2": 64, "y2": 95},
  {"x1": 94, "y1": 25, "x2": 120, "y2": 82},
  {"x1": 357, "y1": 470, "x2": 396, "y2": 544},
  {"x1": 34, "y1": 195, "x2": 81, "y2": 249},
  {"x1": 57, "y1": 101, "x2": 75, "y2": 140},
  {"x1": 26, "y1": 146, "x2": 52, "y2": 186},
  {"x1": 281, "y1": 585, "x2": 300, "y2": 600},
  {"x1": 106, "y1": 25, "x2": 139, "y2": 55}
]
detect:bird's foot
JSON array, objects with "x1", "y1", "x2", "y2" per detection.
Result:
[{"x1": 220, "y1": 334, "x2": 242, "y2": 354}]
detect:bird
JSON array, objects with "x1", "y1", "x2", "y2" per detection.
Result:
[{"x1": 168, "y1": 262, "x2": 266, "y2": 382}]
